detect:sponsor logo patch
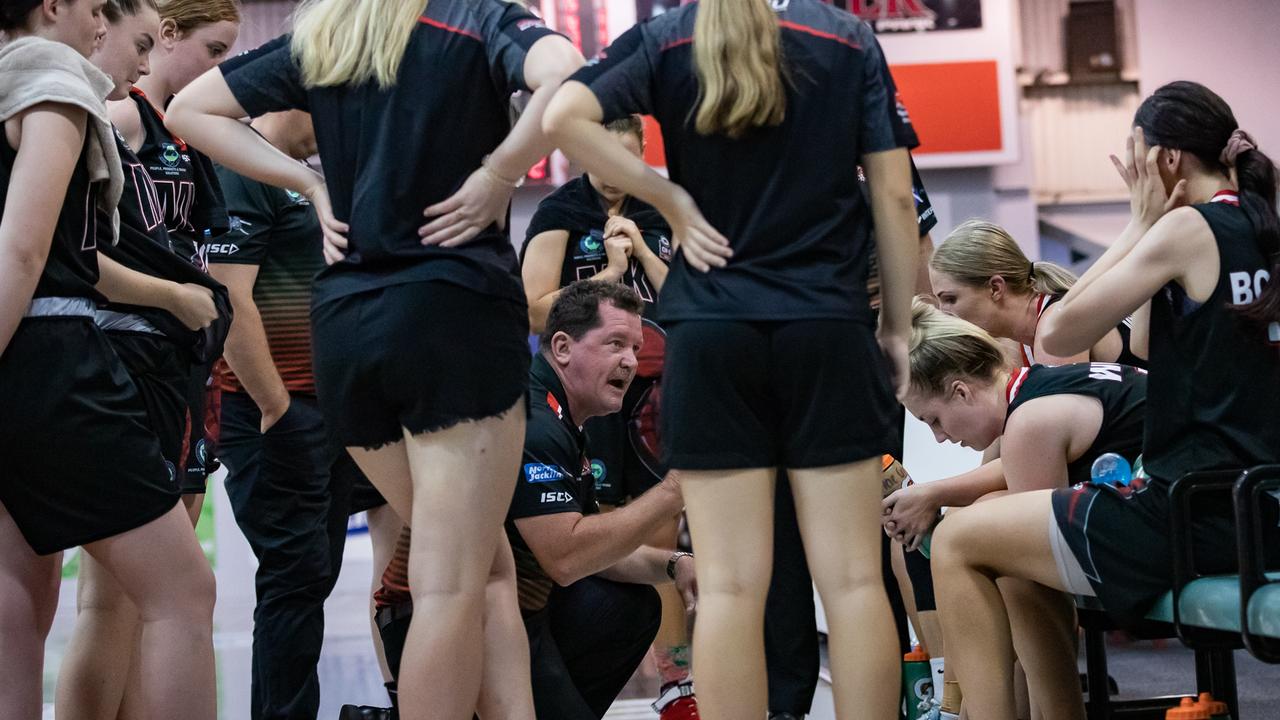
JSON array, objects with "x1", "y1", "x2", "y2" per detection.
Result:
[
  {"x1": 524, "y1": 463, "x2": 564, "y2": 483},
  {"x1": 160, "y1": 142, "x2": 181, "y2": 168}
]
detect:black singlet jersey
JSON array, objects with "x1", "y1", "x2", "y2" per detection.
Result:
[
  {"x1": 96, "y1": 131, "x2": 231, "y2": 361},
  {"x1": 1004, "y1": 362, "x2": 1147, "y2": 486},
  {"x1": 129, "y1": 88, "x2": 229, "y2": 272},
  {"x1": 0, "y1": 133, "x2": 102, "y2": 302},
  {"x1": 220, "y1": 5, "x2": 562, "y2": 308},
  {"x1": 506, "y1": 353, "x2": 600, "y2": 613},
  {"x1": 1143, "y1": 194, "x2": 1280, "y2": 484},
  {"x1": 522, "y1": 174, "x2": 672, "y2": 317},
  {"x1": 571, "y1": 0, "x2": 911, "y2": 324},
  {"x1": 1021, "y1": 293, "x2": 1146, "y2": 369}
]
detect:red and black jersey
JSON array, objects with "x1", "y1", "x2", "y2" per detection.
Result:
[
  {"x1": 1004, "y1": 362, "x2": 1146, "y2": 486},
  {"x1": 129, "y1": 88, "x2": 230, "y2": 272},
  {"x1": 220, "y1": 3, "x2": 563, "y2": 309},
  {"x1": 506, "y1": 353, "x2": 600, "y2": 613},
  {"x1": 570, "y1": 0, "x2": 912, "y2": 324},
  {"x1": 97, "y1": 130, "x2": 231, "y2": 363},
  {"x1": 210, "y1": 161, "x2": 323, "y2": 394}
]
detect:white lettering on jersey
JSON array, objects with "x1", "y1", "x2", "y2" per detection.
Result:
[
  {"x1": 151, "y1": 179, "x2": 197, "y2": 233},
  {"x1": 1229, "y1": 269, "x2": 1271, "y2": 306},
  {"x1": 125, "y1": 162, "x2": 165, "y2": 232},
  {"x1": 1088, "y1": 363, "x2": 1123, "y2": 382},
  {"x1": 540, "y1": 491, "x2": 574, "y2": 504}
]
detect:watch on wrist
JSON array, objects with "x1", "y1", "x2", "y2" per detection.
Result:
[{"x1": 666, "y1": 551, "x2": 693, "y2": 580}]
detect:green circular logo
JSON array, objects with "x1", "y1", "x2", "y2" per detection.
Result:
[
  {"x1": 590, "y1": 460, "x2": 606, "y2": 482},
  {"x1": 160, "y1": 143, "x2": 181, "y2": 168}
]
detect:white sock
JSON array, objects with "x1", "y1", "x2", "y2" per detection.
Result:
[{"x1": 929, "y1": 657, "x2": 946, "y2": 700}]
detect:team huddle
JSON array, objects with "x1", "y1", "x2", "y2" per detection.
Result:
[{"x1": 1, "y1": 1, "x2": 1278, "y2": 720}]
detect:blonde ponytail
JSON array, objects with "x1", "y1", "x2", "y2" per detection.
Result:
[
  {"x1": 932, "y1": 219, "x2": 1076, "y2": 297},
  {"x1": 909, "y1": 298, "x2": 1009, "y2": 397},
  {"x1": 692, "y1": 0, "x2": 786, "y2": 139},
  {"x1": 292, "y1": 0, "x2": 424, "y2": 89}
]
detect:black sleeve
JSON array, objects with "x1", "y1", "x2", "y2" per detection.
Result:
[
  {"x1": 190, "y1": 148, "x2": 230, "y2": 239},
  {"x1": 910, "y1": 158, "x2": 937, "y2": 237},
  {"x1": 208, "y1": 167, "x2": 276, "y2": 266},
  {"x1": 568, "y1": 23, "x2": 656, "y2": 122},
  {"x1": 220, "y1": 35, "x2": 309, "y2": 117},
  {"x1": 875, "y1": 43, "x2": 919, "y2": 150},
  {"x1": 524, "y1": 197, "x2": 575, "y2": 245},
  {"x1": 481, "y1": 2, "x2": 564, "y2": 95},
  {"x1": 857, "y1": 29, "x2": 906, "y2": 155},
  {"x1": 508, "y1": 417, "x2": 587, "y2": 520}
]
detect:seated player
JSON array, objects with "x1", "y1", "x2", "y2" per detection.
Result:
[{"x1": 885, "y1": 300, "x2": 1147, "y2": 717}]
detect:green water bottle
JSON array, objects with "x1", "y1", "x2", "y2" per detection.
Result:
[{"x1": 902, "y1": 645, "x2": 932, "y2": 716}]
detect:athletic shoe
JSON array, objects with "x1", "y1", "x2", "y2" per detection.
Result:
[
  {"x1": 659, "y1": 695, "x2": 700, "y2": 719},
  {"x1": 337, "y1": 705, "x2": 395, "y2": 720}
]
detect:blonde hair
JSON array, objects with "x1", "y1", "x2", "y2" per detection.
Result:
[
  {"x1": 932, "y1": 219, "x2": 1077, "y2": 297},
  {"x1": 156, "y1": 0, "x2": 240, "y2": 35},
  {"x1": 692, "y1": 0, "x2": 786, "y2": 139},
  {"x1": 292, "y1": 0, "x2": 424, "y2": 89},
  {"x1": 909, "y1": 298, "x2": 1008, "y2": 397}
]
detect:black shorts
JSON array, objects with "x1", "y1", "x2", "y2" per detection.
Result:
[
  {"x1": 180, "y1": 367, "x2": 215, "y2": 494},
  {"x1": 311, "y1": 281, "x2": 531, "y2": 450},
  {"x1": 108, "y1": 332, "x2": 192, "y2": 485},
  {"x1": 1051, "y1": 477, "x2": 1280, "y2": 628},
  {"x1": 585, "y1": 375, "x2": 663, "y2": 505},
  {"x1": 661, "y1": 319, "x2": 896, "y2": 470},
  {"x1": 0, "y1": 318, "x2": 180, "y2": 555}
]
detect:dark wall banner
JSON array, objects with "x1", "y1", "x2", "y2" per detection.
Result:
[{"x1": 835, "y1": 0, "x2": 983, "y2": 33}]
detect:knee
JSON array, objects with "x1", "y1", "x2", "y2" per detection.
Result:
[
  {"x1": 148, "y1": 561, "x2": 216, "y2": 625},
  {"x1": 930, "y1": 507, "x2": 984, "y2": 574}
]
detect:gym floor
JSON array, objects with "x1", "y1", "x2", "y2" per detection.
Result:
[{"x1": 39, "y1": 478, "x2": 1278, "y2": 719}]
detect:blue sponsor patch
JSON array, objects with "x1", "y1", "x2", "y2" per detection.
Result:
[{"x1": 524, "y1": 463, "x2": 564, "y2": 483}]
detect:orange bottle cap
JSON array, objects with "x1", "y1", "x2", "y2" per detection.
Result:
[
  {"x1": 1196, "y1": 692, "x2": 1228, "y2": 714},
  {"x1": 883, "y1": 454, "x2": 896, "y2": 469},
  {"x1": 1165, "y1": 697, "x2": 1209, "y2": 719},
  {"x1": 903, "y1": 644, "x2": 930, "y2": 662}
]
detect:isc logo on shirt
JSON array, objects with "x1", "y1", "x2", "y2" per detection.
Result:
[
  {"x1": 524, "y1": 463, "x2": 564, "y2": 483},
  {"x1": 541, "y1": 491, "x2": 574, "y2": 504}
]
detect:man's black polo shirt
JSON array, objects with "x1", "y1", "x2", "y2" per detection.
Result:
[{"x1": 506, "y1": 353, "x2": 601, "y2": 613}]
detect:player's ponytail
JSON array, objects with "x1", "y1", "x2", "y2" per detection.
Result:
[
  {"x1": 692, "y1": 0, "x2": 786, "y2": 139},
  {"x1": 292, "y1": 0, "x2": 423, "y2": 89},
  {"x1": 932, "y1": 219, "x2": 1076, "y2": 297},
  {"x1": 1134, "y1": 81, "x2": 1280, "y2": 326},
  {"x1": 909, "y1": 298, "x2": 1009, "y2": 397},
  {"x1": 1231, "y1": 140, "x2": 1280, "y2": 324}
]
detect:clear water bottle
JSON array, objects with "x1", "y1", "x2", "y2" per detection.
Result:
[{"x1": 1090, "y1": 453, "x2": 1132, "y2": 487}]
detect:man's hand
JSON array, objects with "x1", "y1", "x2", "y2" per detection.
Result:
[
  {"x1": 672, "y1": 553, "x2": 697, "y2": 614},
  {"x1": 169, "y1": 283, "x2": 217, "y2": 330},
  {"x1": 604, "y1": 215, "x2": 643, "y2": 246},
  {"x1": 258, "y1": 392, "x2": 292, "y2": 433},
  {"x1": 882, "y1": 483, "x2": 942, "y2": 550}
]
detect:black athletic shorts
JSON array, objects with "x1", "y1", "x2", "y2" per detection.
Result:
[
  {"x1": 180, "y1": 367, "x2": 214, "y2": 494},
  {"x1": 311, "y1": 280, "x2": 532, "y2": 450},
  {"x1": 0, "y1": 318, "x2": 180, "y2": 555},
  {"x1": 1051, "y1": 476, "x2": 1280, "y2": 628},
  {"x1": 108, "y1": 332, "x2": 192, "y2": 486},
  {"x1": 586, "y1": 375, "x2": 662, "y2": 505},
  {"x1": 661, "y1": 319, "x2": 897, "y2": 470}
]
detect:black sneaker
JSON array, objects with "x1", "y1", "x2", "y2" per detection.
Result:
[{"x1": 338, "y1": 705, "x2": 395, "y2": 720}]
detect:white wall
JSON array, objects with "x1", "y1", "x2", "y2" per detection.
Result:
[{"x1": 1133, "y1": 0, "x2": 1280, "y2": 156}]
